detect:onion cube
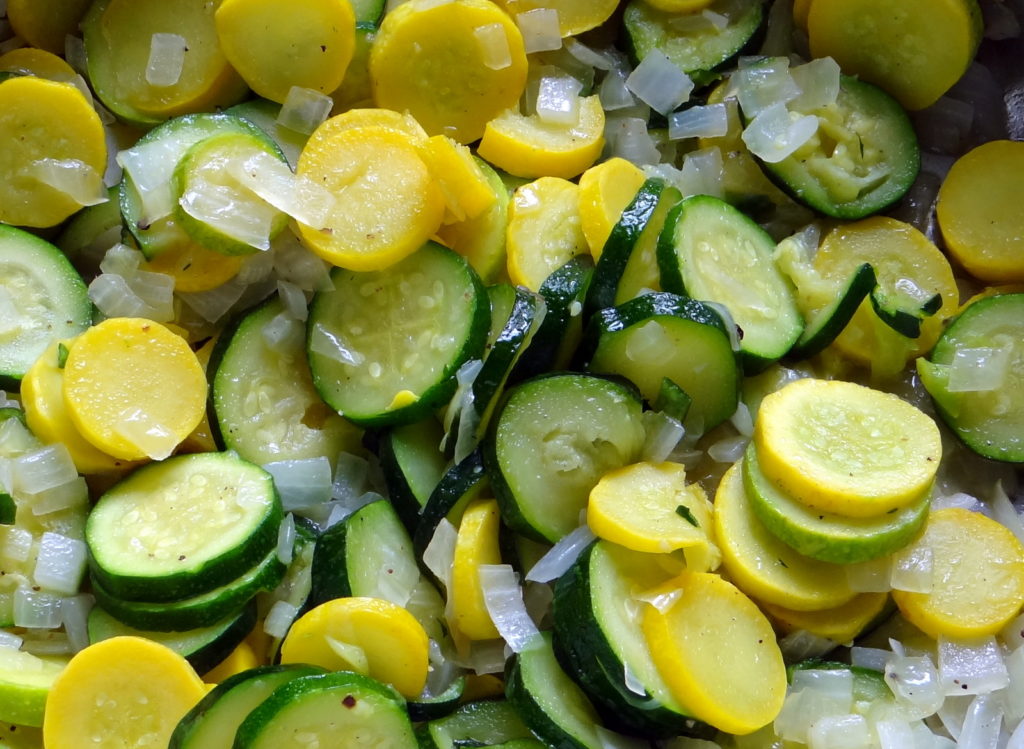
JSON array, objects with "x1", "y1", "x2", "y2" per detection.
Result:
[
  {"x1": 145, "y1": 33, "x2": 187, "y2": 88},
  {"x1": 515, "y1": 8, "x2": 561, "y2": 53},
  {"x1": 741, "y1": 103, "x2": 819, "y2": 163},
  {"x1": 626, "y1": 50, "x2": 694, "y2": 115}
]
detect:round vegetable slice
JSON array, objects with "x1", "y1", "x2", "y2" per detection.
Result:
[
  {"x1": 0, "y1": 648, "x2": 68, "y2": 727},
  {"x1": 506, "y1": 177, "x2": 588, "y2": 292},
  {"x1": 578, "y1": 157, "x2": 647, "y2": 261},
  {"x1": 450, "y1": 499, "x2": 503, "y2": 640},
  {"x1": 759, "y1": 592, "x2": 891, "y2": 645},
  {"x1": 753, "y1": 378, "x2": 941, "y2": 518},
  {"x1": 6, "y1": 0, "x2": 91, "y2": 53}
]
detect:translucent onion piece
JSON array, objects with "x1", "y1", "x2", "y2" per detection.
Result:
[
  {"x1": 930, "y1": 491, "x2": 982, "y2": 513},
  {"x1": 595, "y1": 726, "x2": 650, "y2": 749},
  {"x1": 276, "y1": 280, "x2": 309, "y2": 322},
  {"x1": 633, "y1": 586, "x2": 682, "y2": 614},
  {"x1": 606, "y1": 117, "x2": 660, "y2": 166},
  {"x1": 277, "y1": 86, "x2": 333, "y2": 135},
  {"x1": 850, "y1": 646, "x2": 891, "y2": 671},
  {"x1": 522, "y1": 581, "x2": 554, "y2": 624},
  {"x1": 0, "y1": 526, "x2": 33, "y2": 563},
  {"x1": 844, "y1": 556, "x2": 892, "y2": 593},
  {"x1": 441, "y1": 359, "x2": 483, "y2": 449},
  {"x1": 12, "y1": 444, "x2": 78, "y2": 495},
  {"x1": 525, "y1": 523, "x2": 595, "y2": 583},
  {"x1": 27, "y1": 477, "x2": 88, "y2": 517},
  {"x1": 99, "y1": 243, "x2": 143, "y2": 277},
  {"x1": 1002, "y1": 611, "x2": 1024, "y2": 650},
  {"x1": 875, "y1": 718, "x2": 916, "y2": 749},
  {"x1": 938, "y1": 636, "x2": 1009, "y2": 696},
  {"x1": 790, "y1": 57, "x2": 842, "y2": 112},
  {"x1": 984, "y1": 1, "x2": 1021, "y2": 40},
  {"x1": 19, "y1": 631, "x2": 71, "y2": 656},
  {"x1": 145, "y1": 33, "x2": 187, "y2": 87},
  {"x1": 742, "y1": 103, "x2": 819, "y2": 163},
  {"x1": 515, "y1": 8, "x2": 561, "y2": 54},
  {"x1": 61, "y1": 595, "x2": 93, "y2": 653},
  {"x1": 263, "y1": 600, "x2": 299, "y2": 638},
  {"x1": 178, "y1": 276, "x2": 248, "y2": 324},
  {"x1": 331, "y1": 452, "x2": 370, "y2": 503},
  {"x1": 668, "y1": 103, "x2": 729, "y2": 140},
  {"x1": 89, "y1": 274, "x2": 151, "y2": 320},
  {"x1": 678, "y1": 146, "x2": 725, "y2": 199},
  {"x1": 179, "y1": 181, "x2": 276, "y2": 251},
  {"x1": 452, "y1": 387, "x2": 480, "y2": 464},
  {"x1": 791, "y1": 669, "x2": 854, "y2": 706},
  {"x1": 735, "y1": 58, "x2": 801, "y2": 118},
  {"x1": 276, "y1": 513, "x2": 296, "y2": 565},
  {"x1": 113, "y1": 408, "x2": 176, "y2": 461},
  {"x1": 564, "y1": 38, "x2": 618, "y2": 71},
  {"x1": 65, "y1": 34, "x2": 87, "y2": 75},
  {"x1": 599, "y1": 67, "x2": 636, "y2": 111},
  {"x1": 273, "y1": 233, "x2": 334, "y2": 291},
  {"x1": 309, "y1": 322, "x2": 365, "y2": 367},
  {"x1": 261, "y1": 313, "x2": 304, "y2": 354},
  {"x1": 730, "y1": 402, "x2": 754, "y2": 438},
  {"x1": 473, "y1": 23, "x2": 511, "y2": 71},
  {"x1": 807, "y1": 713, "x2": 870, "y2": 749},
  {"x1": 478, "y1": 564, "x2": 540, "y2": 653},
  {"x1": 884, "y1": 651, "x2": 944, "y2": 719},
  {"x1": 773, "y1": 686, "x2": 850, "y2": 743},
  {"x1": 1004, "y1": 645, "x2": 1024, "y2": 722},
  {"x1": 624, "y1": 662, "x2": 647, "y2": 695},
  {"x1": 375, "y1": 557, "x2": 418, "y2": 610},
  {"x1": 947, "y1": 344, "x2": 1012, "y2": 392},
  {"x1": 958, "y1": 694, "x2": 1003, "y2": 749},
  {"x1": 707, "y1": 434, "x2": 749, "y2": 464},
  {"x1": 117, "y1": 138, "x2": 183, "y2": 223},
  {"x1": 990, "y1": 482, "x2": 1024, "y2": 546},
  {"x1": 128, "y1": 270, "x2": 175, "y2": 321},
  {"x1": 237, "y1": 246, "x2": 277, "y2": 285},
  {"x1": 889, "y1": 539, "x2": 934, "y2": 593},
  {"x1": 228, "y1": 151, "x2": 334, "y2": 228},
  {"x1": 27, "y1": 158, "x2": 107, "y2": 207},
  {"x1": 641, "y1": 411, "x2": 685, "y2": 463},
  {"x1": 536, "y1": 75, "x2": 583, "y2": 125},
  {"x1": 467, "y1": 639, "x2": 507, "y2": 675},
  {"x1": 626, "y1": 50, "x2": 694, "y2": 115},
  {"x1": 13, "y1": 587, "x2": 62, "y2": 629},
  {"x1": 778, "y1": 629, "x2": 838, "y2": 661},
  {"x1": 422, "y1": 518, "x2": 458, "y2": 591},
  {"x1": 262, "y1": 457, "x2": 333, "y2": 512},
  {"x1": 0, "y1": 631, "x2": 22, "y2": 651}
]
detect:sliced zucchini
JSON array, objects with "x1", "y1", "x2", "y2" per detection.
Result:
[
  {"x1": 486, "y1": 374, "x2": 645, "y2": 543},
  {"x1": 788, "y1": 263, "x2": 876, "y2": 360},
  {"x1": 86, "y1": 452, "x2": 282, "y2": 602},
  {"x1": 170, "y1": 664, "x2": 326, "y2": 749},
  {"x1": 56, "y1": 185, "x2": 123, "y2": 274},
  {"x1": 226, "y1": 98, "x2": 309, "y2": 168},
  {"x1": 787, "y1": 660, "x2": 892, "y2": 704},
  {"x1": 658, "y1": 195, "x2": 803, "y2": 372},
  {"x1": 917, "y1": 293, "x2": 1024, "y2": 463},
  {"x1": 210, "y1": 295, "x2": 361, "y2": 467},
  {"x1": 742, "y1": 443, "x2": 931, "y2": 564},
  {"x1": 91, "y1": 546, "x2": 286, "y2": 632},
  {"x1": 0, "y1": 409, "x2": 25, "y2": 524},
  {"x1": 583, "y1": 293, "x2": 739, "y2": 434},
  {"x1": 307, "y1": 242, "x2": 490, "y2": 427},
  {"x1": 506, "y1": 632, "x2": 603, "y2": 749},
  {"x1": 757, "y1": 75, "x2": 919, "y2": 220},
  {"x1": 234, "y1": 671, "x2": 417, "y2": 749},
  {"x1": 378, "y1": 417, "x2": 448, "y2": 531},
  {"x1": 869, "y1": 286, "x2": 942, "y2": 339},
  {"x1": 553, "y1": 540, "x2": 710, "y2": 738},
  {"x1": 653, "y1": 378, "x2": 692, "y2": 424},
  {"x1": 0, "y1": 225, "x2": 92, "y2": 388},
  {"x1": 417, "y1": 699, "x2": 535, "y2": 749},
  {"x1": 623, "y1": 0, "x2": 764, "y2": 86},
  {"x1": 413, "y1": 449, "x2": 489, "y2": 553},
  {"x1": 407, "y1": 676, "x2": 466, "y2": 723},
  {"x1": 510, "y1": 255, "x2": 593, "y2": 383},
  {"x1": 87, "y1": 602, "x2": 256, "y2": 675},
  {"x1": 261, "y1": 523, "x2": 318, "y2": 661}
]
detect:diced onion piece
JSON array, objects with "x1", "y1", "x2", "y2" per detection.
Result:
[
  {"x1": 790, "y1": 57, "x2": 841, "y2": 112},
  {"x1": 778, "y1": 629, "x2": 839, "y2": 661},
  {"x1": 791, "y1": 669, "x2": 854, "y2": 706},
  {"x1": 1003, "y1": 645, "x2": 1024, "y2": 722},
  {"x1": 641, "y1": 411, "x2": 685, "y2": 463},
  {"x1": 890, "y1": 539, "x2": 934, "y2": 593},
  {"x1": 228, "y1": 151, "x2": 334, "y2": 228},
  {"x1": 525, "y1": 523, "x2": 595, "y2": 583},
  {"x1": 0, "y1": 631, "x2": 22, "y2": 651},
  {"x1": 61, "y1": 594, "x2": 93, "y2": 653},
  {"x1": 179, "y1": 181, "x2": 277, "y2": 250},
  {"x1": 264, "y1": 600, "x2": 299, "y2": 639},
  {"x1": 331, "y1": 452, "x2": 370, "y2": 503},
  {"x1": 127, "y1": 270, "x2": 175, "y2": 322},
  {"x1": 730, "y1": 402, "x2": 753, "y2": 438},
  {"x1": 276, "y1": 280, "x2": 309, "y2": 322},
  {"x1": 441, "y1": 359, "x2": 483, "y2": 449},
  {"x1": 12, "y1": 444, "x2": 78, "y2": 495},
  {"x1": 277, "y1": 86, "x2": 333, "y2": 135},
  {"x1": 808, "y1": 714, "x2": 870, "y2": 749},
  {"x1": 678, "y1": 146, "x2": 725, "y2": 199},
  {"x1": 467, "y1": 639, "x2": 507, "y2": 675},
  {"x1": 564, "y1": 38, "x2": 617, "y2": 71},
  {"x1": 735, "y1": 58, "x2": 801, "y2": 118},
  {"x1": 884, "y1": 651, "x2": 944, "y2": 719},
  {"x1": 916, "y1": 96, "x2": 975, "y2": 156},
  {"x1": 263, "y1": 457, "x2": 333, "y2": 512},
  {"x1": 113, "y1": 409, "x2": 176, "y2": 461},
  {"x1": 145, "y1": 33, "x2": 187, "y2": 87},
  {"x1": 958, "y1": 694, "x2": 1004, "y2": 749},
  {"x1": 623, "y1": 662, "x2": 647, "y2": 696},
  {"x1": 850, "y1": 646, "x2": 891, "y2": 671},
  {"x1": 27, "y1": 158, "x2": 107, "y2": 207},
  {"x1": 702, "y1": 300, "x2": 741, "y2": 351},
  {"x1": 668, "y1": 103, "x2": 729, "y2": 140},
  {"x1": 707, "y1": 434, "x2": 749, "y2": 464},
  {"x1": 875, "y1": 718, "x2": 917, "y2": 749},
  {"x1": 452, "y1": 388, "x2": 480, "y2": 464},
  {"x1": 845, "y1": 556, "x2": 892, "y2": 593},
  {"x1": 262, "y1": 313, "x2": 304, "y2": 354},
  {"x1": 515, "y1": 8, "x2": 561, "y2": 54},
  {"x1": 606, "y1": 117, "x2": 660, "y2": 166},
  {"x1": 276, "y1": 513, "x2": 296, "y2": 565},
  {"x1": 117, "y1": 138, "x2": 182, "y2": 223},
  {"x1": 1001, "y1": 610, "x2": 1024, "y2": 650},
  {"x1": 423, "y1": 518, "x2": 458, "y2": 591},
  {"x1": 274, "y1": 234, "x2": 334, "y2": 291},
  {"x1": 89, "y1": 274, "x2": 151, "y2": 320},
  {"x1": 375, "y1": 558, "x2": 418, "y2": 610},
  {"x1": 479, "y1": 564, "x2": 540, "y2": 653},
  {"x1": 626, "y1": 50, "x2": 694, "y2": 115},
  {"x1": 931, "y1": 491, "x2": 982, "y2": 512},
  {"x1": 938, "y1": 636, "x2": 1009, "y2": 696},
  {"x1": 99, "y1": 243, "x2": 142, "y2": 277},
  {"x1": 0, "y1": 526, "x2": 33, "y2": 563},
  {"x1": 473, "y1": 23, "x2": 511, "y2": 70},
  {"x1": 991, "y1": 482, "x2": 1024, "y2": 547},
  {"x1": 28, "y1": 477, "x2": 88, "y2": 517},
  {"x1": 633, "y1": 586, "x2": 682, "y2": 614},
  {"x1": 13, "y1": 587, "x2": 62, "y2": 629},
  {"x1": 947, "y1": 344, "x2": 1012, "y2": 392},
  {"x1": 984, "y1": 1, "x2": 1021, "y2": 40},
  {"x1": 309, "y1": 323, "x2": 365, "y2": 366},
  {"x1": 32, "y1": 533, "x2": 87, "y2": 595},
  {"x1": 599, "y1": 67, "x2": 636, "y2": 111},
  {"x1": 773, "y1": 684, "x2": 849, "y2": 743},
  {"x1": 178, "y1": 277, "x2": 247, "y2": 324},
  {"x1": 536, "y1": 75, "x2": 583, "y2": 125},
  {"x1": 742, "y1": 103, "x2": 819, "y2": 163},
  {"x1": 65, "y1": 34, "x2": 87, "y2": 75}
]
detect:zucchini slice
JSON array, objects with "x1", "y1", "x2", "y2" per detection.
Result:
[
  {"x1": 378, "y1": 417, "x2": 447, "y2": 531},
  {"x1": 788, "y1": 262, "x2": 876, "y2": 360},
  {"x1": 86, "y1": 452, "x2": 282, "y2": 603},
  {"x1": 486, "y1": 374, "x2": 645, "y2": 543},
  {"x1": 0, "y1": 225, "x2": 91, "y2": 388},
  {"x1": 413, "y1": 450, "x2": 488, "y2": 553},
  {"x1": 307, "y1": 242, "x2": 490, "y2": 427},
  {"x1": 658, "y1": 195, "x2": 803, "y2": 372},
  {"x1": 417, "y1": 699, "x2": 535, "y2": 749}
]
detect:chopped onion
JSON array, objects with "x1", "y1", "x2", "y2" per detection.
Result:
[
  {"x1": 19, "y1": 631, "x2": 71, "y2": 656},
  {"x1": 0, "y1": 631, "x2": 22, "y2": 651},
  {"x1": 316, "y1": 492, "x2": 379, "y2": 530},
  {"x1": 708, "y1": 434, "x2": 749, "y2": 464},
  {"x1": 931, "y1": 491, "x2": 982, "y2": 513},
  {"x1": 792, "y1": 669, "x2": 854, "y2": 705},
  {"x1": 0, "y1": 526, "x2": 33, "y2": 563},
  {"x1": 277, "y1": 86, "x2": 333, "y2": 135},
  {"x1": 276, "y1": 280, "x2": 308, "y2": 322},
  {"x1": 423, "y1": 518, "x2": 457, "y2": 591},
  {"x1": 938, "y1": 636, "x2": 1008, "y2": 696},
  {"x1": 60, "y1": 594, "x2": 94, "y2": 653},
  {"x1": 27, "y1": 476, "x2": 88, "y2": 516},
  {"x1": 474, "y1": 23, "x2": 512, "y2": 70},
  {"x1": 375, "y1": 557, "x2": 419, "y2": 609},
  {"x1": 179, "y1": 181, "x2": 277, "y2": 251},
  {"x1": 623, "y1": 662, "x2": 647, "y2": 696},
  {"x1": 626, "y1": 49, "x2": 694, "y2": 115},
  {"x1": 564, "y1": 38, "x2": 617, "y2": 71},
  {"x1": 467, "y1": 639, "x2": 507, "y2": 675},
  {"x1": 735, "y1": 58, "x2": 801, "y2": 118},
  {"x1": 261, "y1": 313, "x2": 303, "y2": 354},
  {"x1": 178, "y1": 276, "x2": 248, "y2": 324},
  {"x1": 678, "y1": 146, "x2": 725, "y2": 199},
  {"x1": 702, "y1": 300, "x2": 742, "y2": 352},
  {"x1": 89, "y1": 274, "x2": 151, "y2": 320},
  {"x1": 525, "y1": 523, "x2": 595, "y2": 583},
  {"x1": 65, "y1": 34, "x2": 87, "y2": 75},
  {"x1": 228, "y1": 151, "x2": 334, "y2": 228},
  {"x1": 32, "y1": 533, "x2": 86, "y2": 596},
  {"x1": 129, "y1": 270, "x2": 175, "y2": 320},
  {"x1": 479, "y1": 564, "x2": 540, "y2": 653},
  {"x1": 742, "y1": 103, "x2": 819, "y2": 163},
  {"x1": 263, "y1": 600, "x2": 299, "y2": 639},
  {"x1": 522, "y1": 581, "x2": 553, "y2": 625},
  {"x1": 889, "y1": 538, "x2": 933, "y2": 593},
  {"x1": 774, "y1": 685, "x2": 849, "y2": 743},
  {"x1": 113, "y1": 409, "x2": 176, "y2": 461},
  {"x1": 273, "y1": 233, "x2": 334, "y2": 291},
  {"x1": 515, "y1": 8, "x2": 561, "y2": 53},
  {"x1": 263, "y1": 457, "x2": 333, "y2": 512},
  {"x1": 875, "y1": 717, "x2": 917, "y2": 749},
  {"x1": 915, "y1": 96, "x2": 975, "y2": 155},
  {"x1": 606, "y1": 117, "x2": 661, "y2": 166},
  {"x1": 789, "y1": 57, "x2": 841, "y2": 112},
  {"x1": 1002, "y1": 611, "x2": 1024, "y2": 650},
  {"x1": 536, "y1": 75, "x2": 583, "y2": 125},
  {"x1": 103, "y1": 125, "x2": 122, "y2": 188},
  {"x1": 885, "y1": 650, "x2": 944, "y2": 719},
  {"x1": 668, "y1": 103, "x2": 729, "y2": 140},
  {"x1": 99, "y1": 243, "x2": 142, "y2": 277},
  {"x1": 237, "y1": 245, "x2": 277, "y2": 286},
  {"x1": 0, "y1": 390, "x2": 17, "y2": 409},
  {"x1": 26, "y1": 158, "x2": 107, "y2": 207},
  {"x1": 441, "y1": 359, "x2": 483, "y2": 450},
  {"x1": 276, "y1": 513, "x2": 296, "y2": 565},
  {"x1": 947, "y1": 342, "x2": 1013, "y2": 393},
  {"x1": 807, "y1": 713, "x2": 870, "y2": 749},
  {"x1": 13, "y1": 587, "x2": 62, "y2": 629},
  {"x1": 958, "y1": 694, "x2": 1004, "y2": 749},
  {"x1": 641, "y1": 411, "x2": 685, "y2": 463},
  {"x1": 850, "y1": 646, "x2": 891, "y2": 671},
  {"x1": 331, "y1": 452, "x2": 370, "y2": 503},
  {"x1": 633, "y1": 585, "x2": 682, "y2": 613},
  {"x1": 984, "y1": 1, "x2": 1021, "y2": 40},
  {"x1": 729, "y1": 402, "x2": 754, "y2": 438},
  {"x1": 1012, "y1": 720, "x2": 1024, "y2": 749},
  {"x1": 1004, "y1": 645, "x2": 1024, "y2": 722},
  {"x1": 12, "y1": 444, "x2": 78, "y2": 495},
  {"x1": 117, "y1": 138, "x2": 183, "y2": 223},
  {"x1": 145, "y1": 33, "x2": 187, "y2": 87},
  {"x1": 844, "y1": 556, "x2": 892, "y2": 593},
  {"x1": 599, "y1": 67, "x2": 636, "y2": 111},
  {"x1": 778, "y1": 629, "x2": 839, "y2": 661}
]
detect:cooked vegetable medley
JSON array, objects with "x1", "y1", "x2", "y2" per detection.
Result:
[{"x1": 0, "y1": 0, "x2": 1023, "y2": 747}]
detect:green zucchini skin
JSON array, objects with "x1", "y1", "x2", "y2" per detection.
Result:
[
  {"x1": 377, "y1": 417, "x2": 447, "y2": 532},
  {"x1": 406, "y1": 675, "x2": 467, "y2": 724},
  {"x1": 415, "y1": 699, "x2": 535, "y2": 749},
  {"x1": 412, "y1": 450, "x2": 488, "y2": 554},
  {"x1": 787, "y1": 263, "x2": 877, "y2": 360},
  {"x1": 869, "y1": 288, "x2": 942, "y2": 339}
]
